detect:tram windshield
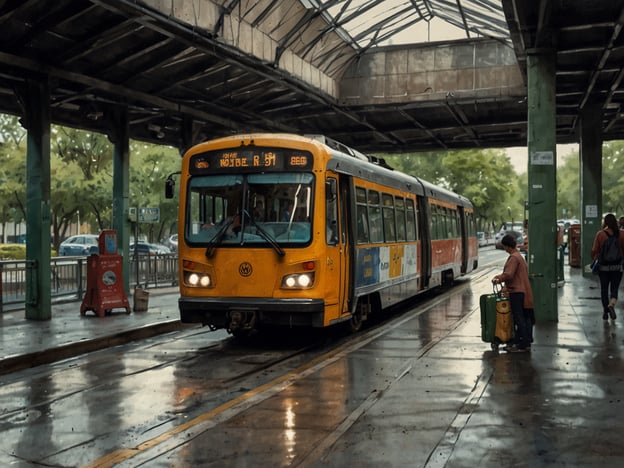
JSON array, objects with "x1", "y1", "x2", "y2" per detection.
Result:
[{"x1": 185, "y1": 173, "x2": 314, "y2": 247}]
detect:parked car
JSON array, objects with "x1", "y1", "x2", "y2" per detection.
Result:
[
  {"x1": 165, "y1": 234, "x2": 178, "y2": 252},
  {"x1": 494, "y1": 222, "x2": 525, "y2": 249},
  {"x1": 130, "y1": 242, "x2": 171, "y2": 256},
  {"x1": 477, "y1": 231, "x2": 489, "y2": 247},
  {"x1": 59, "y1": 234, "x2": 99, "y2": 256},
  {"x1": 495, "y1": 230, "x2": 525, "y2": 250}
]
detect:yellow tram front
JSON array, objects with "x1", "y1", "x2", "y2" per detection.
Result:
[{"x1": 175, "y1": 134, "x2": 347, "y2": 336}]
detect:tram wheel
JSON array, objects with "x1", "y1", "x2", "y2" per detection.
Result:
[{"x1": 348, "y1": 310, "x2": 363, "y2": 333}]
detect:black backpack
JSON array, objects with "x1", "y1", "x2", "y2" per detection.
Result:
[{"x1": 600, "y1": 231, "x2": 622, "y2": 265}]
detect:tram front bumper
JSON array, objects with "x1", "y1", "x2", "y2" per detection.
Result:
[{"x1": 179, "y1": 297, "x2": 326, "y2": 328}]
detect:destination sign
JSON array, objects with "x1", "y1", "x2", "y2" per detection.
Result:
[{"x1": 190, "y1": 148, "x2": 313, "y2": 174}]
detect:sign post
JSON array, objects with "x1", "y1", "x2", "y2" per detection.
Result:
[{"x1": 128, "y1": 207, "x2": 161, "y2": 287}]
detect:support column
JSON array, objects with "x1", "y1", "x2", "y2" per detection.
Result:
[
  {"x1": 579, "y1": 103, "x2": 602, "y2": 275},
  {"x1": 109, "y1": 107, "x2": 131, "y2": 294},
  {"x1": 20, "y1": 77, "x2": 52, "y2": 320},
  {"x1": 527, "y1": 49, "x2": 558, "y2": 322}
]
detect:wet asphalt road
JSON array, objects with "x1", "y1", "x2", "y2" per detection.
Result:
[{"x1": 2, "y1": 247, "x2": 623, "y2": 467}]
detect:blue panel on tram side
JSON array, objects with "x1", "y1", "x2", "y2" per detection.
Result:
[{"x1": 355, "y1": 247, "x2": 380, "y2": 287}]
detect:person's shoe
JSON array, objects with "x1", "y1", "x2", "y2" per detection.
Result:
[
  {"x1": 608, "y1": 305, "x2": 617, "y2": 320},
  {"x1": 603, "y1": 310, "x2": 609, "y2": 320}
]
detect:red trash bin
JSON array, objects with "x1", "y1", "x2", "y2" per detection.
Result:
[
  {"x1": 568, "y1": 224, "x2": 581, "y2": 267},
  {"x1": 80, "y1": 230, "x2": 130, "y2": 316}
]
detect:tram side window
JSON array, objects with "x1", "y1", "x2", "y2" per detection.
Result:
[
  {"x1": 395, "y1": 197, "x2": 406, "y2": 241},
  {"x1": 356, "y1": 187, "x2": 369, "y2": 244},
  {"x1": 440, "y1": 207, "x2": 447, "y2": 239},
  {"x1": 382, "y1": 193, "x2": 396, "y2": 242},
  {"x1": 368, "y1": 190, "x2": 383, "y2": 243},
  {"x1": 468, "y1": 211, "x2": 476, "y2": 236},
  {"x1": 431, "y1": 204, "x2": 441, "y2": 240},
  {"x1": 445, "y1": 208, "x2": 453, "y2": 238},
  {"x1": 448, "y1": 208, "x2": 456, "y2": 238},
  {"x1": 406, "y1": 198, "x2": 417, "y2": 241},
  {"x1": 444, "y1": 208, "x2": 452, "y2": 238}
]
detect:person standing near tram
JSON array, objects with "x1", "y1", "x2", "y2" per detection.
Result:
[{"x1": 492, "y1": 233, "x2": 535, "y2": 353}]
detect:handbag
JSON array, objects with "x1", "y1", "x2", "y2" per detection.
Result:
[{"x1": 493, "y1": 283, "x2": 513, "y2": 343}]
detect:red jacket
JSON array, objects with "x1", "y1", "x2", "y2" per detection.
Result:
[
  {"x1": 499, "y1": 250, "x2": 534, "y2": 309},
  {"x1": 591, "y1": 228, "x2": 624, "y2": 261}
]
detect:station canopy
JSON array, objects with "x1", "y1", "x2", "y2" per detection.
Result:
[
  {"x1": 1, "y1": 1, "x2": 623, "y2": 152},
  {"x1": 302, "y1": 0, "x2": 509, "y2": 51}
]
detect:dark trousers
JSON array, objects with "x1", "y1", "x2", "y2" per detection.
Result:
[
  {"x1": 598, "y1": 270, "x2": 623, "y2": 310},
  {"x1": 509, "y1": 292, "x2": 532, "y2": 349}
]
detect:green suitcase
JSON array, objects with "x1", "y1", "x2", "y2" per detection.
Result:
[
  {"x1": 480, "y1": 292, "x2": 498, "y2": 345},
  {"x1": 480, "y1": 284, "x2": 513, "y2": 349}
]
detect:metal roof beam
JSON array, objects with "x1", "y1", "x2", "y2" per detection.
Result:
[{"x1": 579, "y1": 5, "x2": 624, "y2": 110}]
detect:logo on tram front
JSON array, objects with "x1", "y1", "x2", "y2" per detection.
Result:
[{"x1": 239, "y1": 262, "x2": 252, "y2": 277}]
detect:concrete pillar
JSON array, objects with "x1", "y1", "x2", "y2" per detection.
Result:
[
  {"x1": 579, "y1": 103, "x2": 603, "y2": 275},
  {"x1": 21, "y1": 77, "x2": 52, "y2": 320},
  {"x1": 527, "y1": 49, "x2": 558, "y2": 322},
  {"x1": 109, "y1": 107, "x2": 131, "y2": 294}
]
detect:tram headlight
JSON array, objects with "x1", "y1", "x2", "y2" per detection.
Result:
[
  {"x1": 184, "y1": 271, "x2": 212, "y2": 288},
  {"x1": 281, "y1": 272, "x2": 314, "y2": 289}
]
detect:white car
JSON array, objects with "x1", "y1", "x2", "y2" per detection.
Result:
[
  {"x1": 58, "y1": 234, "x2": 99, "y2": 256},
  {"x1": 166, "y1": 234, "x2": 178, "y2": 252},
  {"x1": 477, "y1": 232, "x2": 488, "y2": 247},
  {"x1": 494, "y1": 222, "x2": 525, "y2": 249}
]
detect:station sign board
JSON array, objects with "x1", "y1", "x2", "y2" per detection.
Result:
[{"x1": 129, "y1": 207, "x2": 160, "y2": 223}]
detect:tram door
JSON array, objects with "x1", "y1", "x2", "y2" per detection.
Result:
[
  {"x1": 324, "y1": 176, "x2": 349, "y2": 320},
  {"x1": 458, "y1": 206, "x2": 468, "y2": 273}
]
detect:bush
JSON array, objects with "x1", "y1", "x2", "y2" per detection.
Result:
[
  {"x1": 0, "y1": 244, "x2": 26, "y2": 260},
  {"x1": 0, "y1": 244, "x2": 57, "y2": 260}
]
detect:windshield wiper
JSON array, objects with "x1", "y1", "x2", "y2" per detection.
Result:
[
  {"x1": 205, "y1": 219, "x2": 233, "y2": 258},
  {"x1": 243, "y1": 210, "x2": 285, "y2": 257}
]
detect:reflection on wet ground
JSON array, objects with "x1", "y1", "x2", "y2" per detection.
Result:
[{"x1": 1, "y1": 266, "x2": 623, "y2": 467}]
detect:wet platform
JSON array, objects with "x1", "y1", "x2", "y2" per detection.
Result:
[
  {"x1": 1, "y1": 263, "x2": 623, "y2": 466},
  {"x1": 0, "y1": 286, "x2": 194, "y2": 375}
]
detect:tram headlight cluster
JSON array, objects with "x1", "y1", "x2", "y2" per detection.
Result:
[
  {"x1": 281, "y1": 272, "x2": 314, "y2": 289},
  {"x1": 184, "y1": 271, "x2": 212, "y2": 288}
]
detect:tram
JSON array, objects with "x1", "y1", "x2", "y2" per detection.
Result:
[{"x1": 165, "y1": 133, "x2": 477, "y2": 336}]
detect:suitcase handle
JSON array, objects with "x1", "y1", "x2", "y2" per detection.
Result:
[{"x1": 492, "y1": 282, "x2": 507, "y2": 298}]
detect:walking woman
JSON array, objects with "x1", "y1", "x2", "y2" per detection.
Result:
[
  {"x1": 591, "y1": 213, "x2": 624, "y2": 320},
  {"x1": 492, "y1": 233, "x2": 535, "y2": 352}
]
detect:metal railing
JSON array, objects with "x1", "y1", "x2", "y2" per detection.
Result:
[{"x1": 1, "y1": 254, "x2": 178, "y2": 312}]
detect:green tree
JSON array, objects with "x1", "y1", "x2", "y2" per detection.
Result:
[
  {"x1": 555, "y1": 143, "x2": 624, "y2": 219},
  {"x1": 602, "y1": 141, "x2": 624, "y2": 214},
  {"x1": 1, "y1": 114, "x2": 182, "y2": 249},
  {"x1": 383, "y1": 148, "x2": 522, "y2": 231},
  {"x1": 556, "y1": 151, "x2": 580, "y2": 219},
  {"x1": 0, "y1": 113, "x2": 26, "y2": 146},
  {"x1": 51, "y1": 126, "x2": 113, "y2": 247},
  {"x1": 129, "y1": 142, "x2": 181, "y2": 243},
  {"x1": 442, "y1": 149, "x2": 522, "y2": 228},
  {"x1": 0, "y1": 141, "x2": 27, "y2": 241},
  {"x1": 0, "y1": 114, "x2": 27, "y2": 242}
]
